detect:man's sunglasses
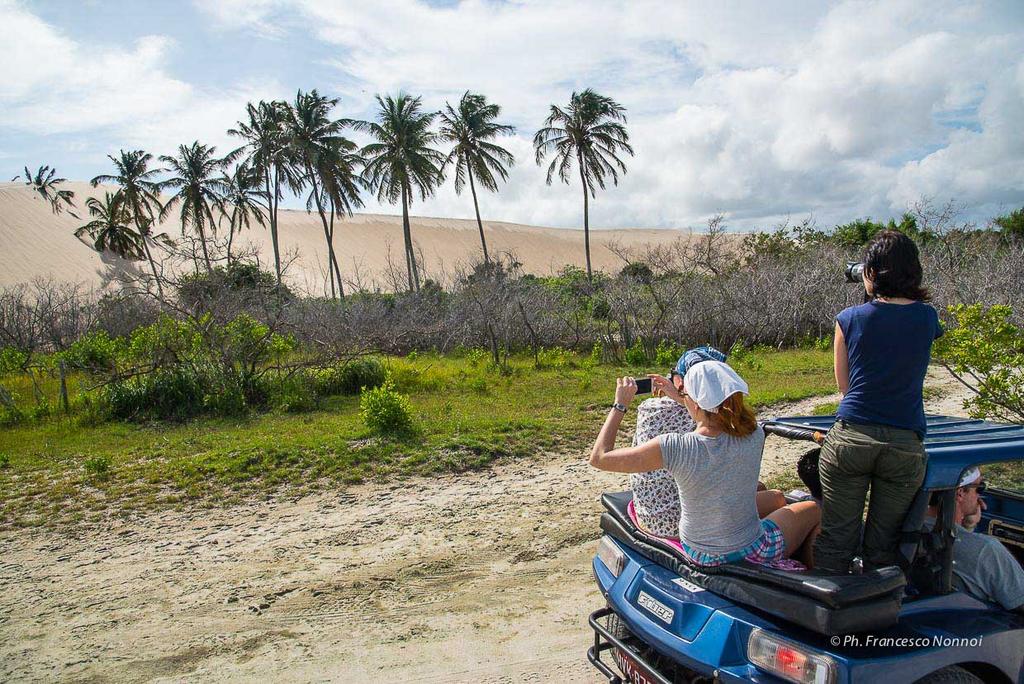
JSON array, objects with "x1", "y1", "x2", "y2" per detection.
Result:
[{"x1": 963, "y1": 481, "x2": 987, "y2": 494}]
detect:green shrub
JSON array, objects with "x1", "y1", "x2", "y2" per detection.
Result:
[
  {"x1": 59, "y1": 331, "x2": 124, "y2": 373},
  {"x1": 934, "y1": 303, "x2": 1024, "y2": 422},
  {"x1": 728, "y1": 341, "x2": 763, "y2": 371},
  {"x1": 0, "y1": 347, "x2": 28, "y2": 374},
  {"x1": 104, "y1": 367, "x2": 206, "y2": 422},
  {"x1": 655, "y1": 340, "x2": 683, "y2": 368},
  {"x1": 0, "y1": 406, "x2": 23, "y2": 427},
  {"x1": 202, "y1": 374, "x2": 251, "y2": 417},
  {"x1": 312, "y1": 358, "x2": 386, "y2": 396},
  {"x1": 360, "y1": 380, "x2": 414, "y2": 436},
  {"x1": 269, "y1": 373, "x2": 318, "y2": 413},
  {"x1": 75, "y1": 395, "x2": 108, "y2": 427},
  {"x1": 84, "y1": 454, "x2": 111, "y2": 478},
  {"x1": 536, "y1": 346, "x2": 575, "y2": 369},
  {"x1": 466, "y1": 348, "x2": 489, "y2": 367},
  {"x1": 625, "y1": 339, "x2": 649, "y2": 366},
  {"x1": 177, "y1": 262, "x2": 294, "y2": 308},
  {"x1": 0, "y1": 452, "x2": 10, "y2": 469},
  {"x1": 26, "y1": 401, "x2": 52, "y2": 421}
]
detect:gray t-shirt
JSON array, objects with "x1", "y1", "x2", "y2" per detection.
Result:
[
  {"x1": 951, "y1": 524, "x2": 1024, "y2": 611},
  {"x1": 657, "y1": 427, "x2": 765, "y2": 555}
]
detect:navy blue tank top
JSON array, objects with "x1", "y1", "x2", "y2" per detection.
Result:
[{"x1": 836, "y1": 300, "x2": 943, "y2": 437}]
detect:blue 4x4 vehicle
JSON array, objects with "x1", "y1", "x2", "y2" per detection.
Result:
[{"x1": 588, "y1": 415, "x2": 1024, "y2": 684}]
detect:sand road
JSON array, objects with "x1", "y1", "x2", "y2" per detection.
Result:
[{"x1": 0, "y1": 370, "x2": 968, "y2": 682}]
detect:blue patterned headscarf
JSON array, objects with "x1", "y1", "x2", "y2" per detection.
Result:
[{"x1": 673, "y1": 345, "x2": 727, "y2": 377}]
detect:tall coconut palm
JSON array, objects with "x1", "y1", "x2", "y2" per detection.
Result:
[
  {"x1": 354, "y1": 93, "x2": 445, "y2": 292},
  {"x1": 74, "y1": 192, "x2": 144, "y2": 259},
  {"x1": 283, "y1": 89, "x2": 361, "y2": 299},
  {"x1": 306, "y1": 136, "x2": 365, "y2": 297},
  {"x1": 14, "y1": 164, "x2": 76, "y2": 216},
  {"x1": 91, "y1": 150, "x2": 167, "y2": 297},
  {"x1": 533, "y1": 89, "x2": 634, "y2": 279},
  {"x1": 229, "y1": 101, "x2": 292, "y2": 285},
  {"x1": 158, "y1": 142, "x2": 233, "y2": 272},
  {"x1": 439, "y1": 92, "x2": 515, "y2": 265},
  {"x1": 219, "y1": 163, "x2": 267, "y2": 265}
]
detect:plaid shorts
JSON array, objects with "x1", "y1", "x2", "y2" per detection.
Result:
[{"x1": 680, "y1": 519, "x2": 786, "y2": 567}]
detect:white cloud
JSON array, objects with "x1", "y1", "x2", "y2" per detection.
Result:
[
  {"x1": 196, "y1": 0, "x2": 1024, "y2": 229},
  {"x1": 4, "y1": 0, "x2": 1022, "y2": 230},
  {"x1": 0, "y1": 1, "x2": 283, "y2": 156}
]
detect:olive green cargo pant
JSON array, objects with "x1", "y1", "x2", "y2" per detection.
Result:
[{"x1": 813, "y1": 420, "x2": 927, "y2": 573}]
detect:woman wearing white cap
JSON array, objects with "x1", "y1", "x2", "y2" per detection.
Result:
[{"x1": 590, "y1": 360, "x2": 821, "y2": 568}]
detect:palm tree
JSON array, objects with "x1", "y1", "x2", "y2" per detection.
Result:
[
  {"x1": 533, "y1": 89, "x2": 634, "y2": 279},
  {"x1": 14, "y1": 165, "x2": 76, "y2": 216},
  {"x1": 306, "y1": 136, "x2": 365, "y2": 297},
  {"x1": 91, "y1": 150, "x2": 167, "y2": 297},
  {"x1": 355, "y1": 93, "x2": 445, "y2": 292},
  {"x1": 219, "y1": 163, "x2": 267, "y2": 265},
  {"x1": 159, "y1": 142, "x2": 233, "y2": 272},
  {"x1": 283, "y1": 89, "x2": 362, "y2": 299},
  {"x1": 229, "y1": 101, "x2": 292, "y2": 285},
  {"x1": 439, "y1": 92, "x2": 515, "y2": 265},
  {"x1": 74, "y1": 192, "x2": 144, "y2": 259}
]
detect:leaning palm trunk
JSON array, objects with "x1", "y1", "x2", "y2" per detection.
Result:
[
  {"x1": 140, "y1": 235, "x2": 164, "y2": 299},
  {"x1": 579, "y1": 160, "x2": 592, "y2": 280},
  {"x1": 305, "y1": 171, "x2": 344, "y2": 299},
  {"x1": 328, "y1": 200, "x2": 344, "y2": 296},
  {"x1": 400, "y1": 185, "x2": 420, "y2": 292},
  {"x1": 226, "y1": 217, "x2": 236, "y2": 265},
  {"x1": 466, "y1": 166, "x2": 490, "y2": 265},
  {"x1": 263, "y1": 169, "x2": 282, "y2": 284},
  {"x1": 197, "y1": 223, "x2": 213, "y2": 272}
]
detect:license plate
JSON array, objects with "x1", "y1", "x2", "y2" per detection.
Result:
[{"x1": 612, "y1": 647, "x2": 661, "y2": 684}]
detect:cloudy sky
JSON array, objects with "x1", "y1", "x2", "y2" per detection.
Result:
[{"x1": 2, "y1": 0, "x2": 1022, "y2": 230}]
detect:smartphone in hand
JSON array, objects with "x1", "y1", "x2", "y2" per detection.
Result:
[{"x1": 635, "y1": 377, "x2": 653, "y2": 394}]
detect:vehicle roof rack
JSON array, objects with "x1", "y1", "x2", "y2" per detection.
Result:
[{"x1": 764, "y1": 414, "x2": 1024, "y2": 490}]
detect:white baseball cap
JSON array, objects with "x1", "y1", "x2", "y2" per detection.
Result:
[
  {"x1": 683, "y1": 360, "x2": 749, "y2": 413},
  {"x1": 958, "y1": 467, "x2": 982, "y2": 488}
]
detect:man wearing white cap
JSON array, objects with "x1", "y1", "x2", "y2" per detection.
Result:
[{"x1": 926, "y1": 467, "x2": 1024, "y2": 611}]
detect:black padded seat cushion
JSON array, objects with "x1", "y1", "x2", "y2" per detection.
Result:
[{"x1": 601, "y1": 491, "x2": 906, "y2": 636}]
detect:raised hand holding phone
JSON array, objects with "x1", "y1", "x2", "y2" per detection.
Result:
[{"x1": 649, "y1": 373, "x2": 682, "y2": 402}]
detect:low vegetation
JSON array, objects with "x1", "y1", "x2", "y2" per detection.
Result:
[
  {"x1": 4, "y1": 193, "x2": 1024, "y2": 529},
  {"x1": 0, "y1": 347, "x2": 835, "y2": 528}
]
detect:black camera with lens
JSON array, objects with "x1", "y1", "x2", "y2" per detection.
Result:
[{"x1": 845, "y1": 261, "x2": 865, "y2": 283}]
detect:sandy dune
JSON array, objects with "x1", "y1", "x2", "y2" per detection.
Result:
[{"x1": 0, "y1": 182, "x2": 691, "y2": 293}]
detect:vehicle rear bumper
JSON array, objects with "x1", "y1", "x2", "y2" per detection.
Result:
[{"x1": 587, "y1": 606, "x2": 674, "y2": 684}]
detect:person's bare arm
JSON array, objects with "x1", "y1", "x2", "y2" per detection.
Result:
[
  {"x1": 589, "y1": 377, "x2": 666, "y2": 473},
  {"x1": 590, "y1": 433, "x2": 665, "y2": 473},
  {"x1": 834, "y1": 321, "x2": 849, "y2": 396}
]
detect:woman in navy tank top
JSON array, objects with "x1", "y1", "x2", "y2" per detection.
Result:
[{"x1": 813, "y1": 231, "x2": 943, "y2": 573}]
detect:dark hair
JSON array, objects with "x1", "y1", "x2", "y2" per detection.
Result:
[{"x1": 863, "y1": 230, "x2": 930, "y2": 301}]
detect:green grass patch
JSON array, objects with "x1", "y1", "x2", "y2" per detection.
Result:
[
  {"x1": 0, "y1": 348, "x2": 835, "y2": 527},
  {"x1": 764, "y1": 471, "x2": 804, "y2": 493},
  {"x1": 811, "y1": 401, "x2": 840, "y2": 416},
  {"x1": 985, "y1": 461, "x2": 1024, "y2": 493}
]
